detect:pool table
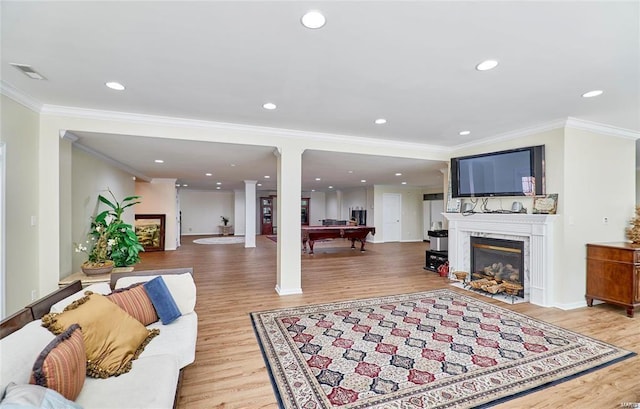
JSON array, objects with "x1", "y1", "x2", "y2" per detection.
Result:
[{"x1": 302, "y1": 226, "x2": 376, "y2": 255}]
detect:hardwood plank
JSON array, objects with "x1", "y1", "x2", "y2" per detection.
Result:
[{"x1": 134, "y1": 236, "x2": 640, "y2": 409}]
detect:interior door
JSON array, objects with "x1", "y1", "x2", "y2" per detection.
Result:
[{"x1": 383, "y1": 193, "x2": 401, "y2": 242}]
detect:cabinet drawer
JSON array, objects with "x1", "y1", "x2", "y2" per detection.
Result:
[{"x1": 587, "y1": 245, "x2": 638, "y2": 264}]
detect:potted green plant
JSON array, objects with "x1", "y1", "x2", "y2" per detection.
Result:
[{"x1": 75, "y1": 189, "x2": 144, "y2": 273}]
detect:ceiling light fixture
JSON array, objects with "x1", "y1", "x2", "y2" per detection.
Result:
[
  {"x1": 301, "y1": 10, "x2": 326, "y2": 29},
  {"x1": 257, "y1": 183, "x2": 262, "y2": 187},
  {"x1": 395, "y1": 173, "x2": 402, "y2": 176},
  {"x1": 401, "y1": 182, "x2": 407, "y2": 185},
  {"x1": 105, "y1": 81, "x2": 125, "y2": 91},
  {"x1": 216, "y1": 182, "x2": 222, "y2": 185},
  {"x1": 475, "y1": 60, "x2": 499, "y2": 71},
  {"x1": 264, "y1": 175, "x2": 270, "y2": 179},
  {"x1": 205, "y1": 173, "x2": 212, "y2": 176},
  {"x1": 263, "y1": 102, "x2": 277, "y2": 110},
  {"x1": 374, "y1": 118, "x2": 387, "y2": 125},
  {"x1": 582, "y1": 90, "x2": 603, "y2": 98},
  {"x1": 459, "y1": 130, "x2": 471, "y2": 136},
  {"x1": 216, "y1": 187, "x2": 221, "y2": 190},
  {"x1": 361, "y1": 179, "x2": 366, "y2": 183},
  {"x1": 315, "y1": 177, "x2": 321, "y2": 181},
  {"x1": 328, "y1": 186, "x2": 334, "y2": 189},
  {"x1": 183, "y1": 184, "x2": 188, "y2": 187},
  {"x1": 154, "y1": 159, "x2": 164, "y2": 163},
  {"x1": 348, "y1": 170, "x2": 353, "y2": 174}
]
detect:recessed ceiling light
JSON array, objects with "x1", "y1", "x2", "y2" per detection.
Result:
[
  {"x1": 263, "y1": 102, "x2": 277, "y2": 110},
  {"x1": 105, "y1": 81, "x2": 125, "y2": 91},
  {"x1": 395, "y1": 173, "x2": 402, "y2": 176},
  {"x1": 264, "y1": 175, "x2": 270, "y2": 179},
  {"x1": 216, "y1": 182, "x2": 222, "y2": 185},
  {"x1": 312, "y1": 189, "x2": 316, "y2": 192},
  {"x1": 154, "y1": 159, "x2": 164, "y2": 163},
  {"x1": 205, "y1": 173, "x2": 212, "y2": 176},
  {"x1": 216, "y1": 187, "x2": 221, "y2": 190},
  {"x1": 459, "y1": 130, "x2": 471, "y2": 136},
  {"x1": 230, "y1": 163, "x2": 236, "y2": 167},
  {"x1": 361, "y1": 179, "x2": 366, "y2": 183},
  {"x1": 329, "y1": 186, "x2": 334, "y2": 189},
  {"x1": 176, "y1": 184, "x2": 181, "y2": 187},
  {"x1": 348, "y1": 170, "x2": 353, "y2": 174},
  {"x1": 257, "y1": 183, "x2": 262, "y2": 187},
  {"x1": 582, "y1": 90, "x2": 603, "y2": 98},
  {"x1": 301, "y1": 10, "x2": 326, "y2": 29},
  {"x1": 315, "y1": 177, "x2": 322, "y2": 181},
  {"x1": 183, "y1": 184, "x2": 188, "y2": 187},
  {"x1": 475, "y1": 60, "x2": 499, "y2": 71},
  {"x1": 401, "y1": 182, "x2": 407, "y2": 185},
  {"x1": 374, "y1": 118, "x2": 387, "y2": 125}
]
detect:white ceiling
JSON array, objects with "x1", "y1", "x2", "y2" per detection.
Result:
[{"x1": 1, "y1": 1, "x2": 638, "y2": 191}]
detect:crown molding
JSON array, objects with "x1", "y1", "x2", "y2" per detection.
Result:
[
  {"x1": 452, "y1": 119, "x2": 568, "y2": 152},
  {"x1": 39, "y1": 104, "x2": 450, "y2": 155},
  {"x1": 0, "y1": 80, "x2": 43, "y2": 112},
  {"x1": 565, "y1": 117, "x2": 640, "y2": 140},
  {"x1": 452, "y1": 117, "x2": 640, "y2": 152},
  {"x1": 65, "y1": 131, "x2": 152, "y2": 182}
]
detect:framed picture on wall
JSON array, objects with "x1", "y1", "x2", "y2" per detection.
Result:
[{"x1": 134, "y1": 214, "x2": 166, "y2": 251}]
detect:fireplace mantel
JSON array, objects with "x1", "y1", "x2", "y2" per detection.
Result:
[{"x1": 444, "y1": 213, "x2": 557, "y2": 307}]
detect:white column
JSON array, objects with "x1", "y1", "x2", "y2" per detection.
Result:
[
  {"x1": 234, "y1": 189, "x2": 246, "y2": 236},
  {"x1": 244, "y1": 180, "x2": 257, "y2": 248},
  {"x1": 275, "y1": 146, "x2": 303, "y2": 295}
]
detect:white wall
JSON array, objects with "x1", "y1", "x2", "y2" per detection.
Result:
[
  {"x1": 71, "y1": 147, "x2": 136, "y2": 275},
  {"x1": 135, "y1": 179, "x2": 178, "y2": 250},
  {"x1": 372, "y1": 185, "x2": 425, "y2": 243},
  {"x1": 0, "y1": 95, "x2": 40, "y2": 316},
  {"x1": 325, "y1": 191, "x2": 339, "y2": 219},
  {"x1": 559, "y1": 128, "x2": 635, "y2": 307},
  {"x1": 234, "y1": 189, "x2": 246, "y2": 235},
  {"x1": 305, "y1": 191, "x2": 326, "y2": 226},
  {"x1": 179, "y1": 189, "x2": 234, "y2": 235}
]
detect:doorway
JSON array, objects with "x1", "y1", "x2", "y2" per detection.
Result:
[{"x1": 382, "y1": 193, "x2": 401, "y2": 242}]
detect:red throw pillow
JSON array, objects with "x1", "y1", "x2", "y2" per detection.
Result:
[
  {"x1": 30, "y1": 323, "x2": 86, "y2": 401},
  {"x1": 107, "y1": 284, "x2": 159, "y2": 326}
]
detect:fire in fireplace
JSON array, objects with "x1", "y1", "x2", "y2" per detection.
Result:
[{"x1": 470, "y1": 237, "x2": 525, "y2": 298}]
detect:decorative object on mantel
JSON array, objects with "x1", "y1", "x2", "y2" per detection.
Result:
[
  {"x1": 532, "y1": 193, "x2": 558, "y2": 214},
  {"x1": 625, "y1": 206, "x2": 640, "y2": 244},
  {"x1": 75, "y1": 189, "x2": 144, "y2": 274},
  {"x1": 220, "y1": 216, "x2": 230, "y2": 226}
]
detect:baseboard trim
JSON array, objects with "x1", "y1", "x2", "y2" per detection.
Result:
[{"x1": 275, "y1": 285, "x2": 303, "y2": 296}]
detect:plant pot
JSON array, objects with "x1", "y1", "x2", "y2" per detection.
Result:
[{"x1": 81, "y1": 260, "x2": 115, "y2": 276}]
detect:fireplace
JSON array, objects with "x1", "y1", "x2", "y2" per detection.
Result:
[{"x1": 470, "y1": 237, "x2": 525, "y2": 298}]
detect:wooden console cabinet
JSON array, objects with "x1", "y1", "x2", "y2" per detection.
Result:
[{"x1": 586, "y1": 242, "x2": 640, "y2": 317}]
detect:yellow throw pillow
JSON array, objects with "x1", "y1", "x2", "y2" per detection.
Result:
[{"x1": 41, "y1": 293, "x2": 159, "y2": 378}]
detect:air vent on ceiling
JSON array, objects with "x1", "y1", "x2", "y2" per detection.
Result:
[{"x1": 10, "y1": 63, "x2": 46, "y2": 80}]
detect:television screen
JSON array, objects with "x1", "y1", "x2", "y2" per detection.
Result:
[{"x1": 451, "y1": 146, "x2": 545, "y2": 198}]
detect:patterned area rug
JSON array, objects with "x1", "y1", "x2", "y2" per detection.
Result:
[
  {"x1": 251, "y1": 289, "x2": 634, "y2": 408},
  {"x1": 192, "y1": 236, "x2": 244, "y2": 244}
]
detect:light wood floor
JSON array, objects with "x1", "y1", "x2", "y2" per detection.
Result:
[{"x1": 135, "y1": 236, "x2": 639, "y2": 409}]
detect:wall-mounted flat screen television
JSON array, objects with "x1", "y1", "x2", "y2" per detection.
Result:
[{"x1": 450, "y1": 145, "x2": 545, "y2": 198}]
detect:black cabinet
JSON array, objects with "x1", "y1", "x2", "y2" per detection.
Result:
[{"x1": 424, "y1": 250, "x2": 448, "y2": 272}]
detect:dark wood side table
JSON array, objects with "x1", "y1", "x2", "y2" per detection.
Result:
[{"x1": 586, "y1": 242, "x2": 640, "y2": 317}]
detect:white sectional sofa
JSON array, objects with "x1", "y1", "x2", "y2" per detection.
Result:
[{"x1": 0, "y1": 268, "x2": 197, "y2": 409}]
